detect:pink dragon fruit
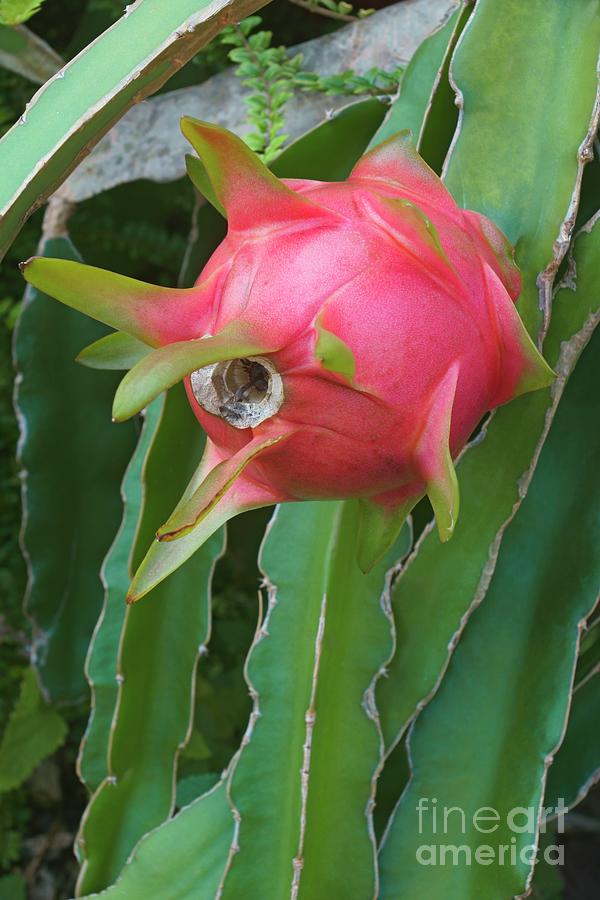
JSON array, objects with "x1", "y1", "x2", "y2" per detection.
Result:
[{"x1": 21, "y1": 118, "x2": 553, "y2": 601}]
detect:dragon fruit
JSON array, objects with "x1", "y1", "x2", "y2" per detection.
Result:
[{"x1": 21, "y1": 118, "x2": 554, "y2": 601}]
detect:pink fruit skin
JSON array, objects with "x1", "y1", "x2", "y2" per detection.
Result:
[
  {"x1": 19, "y1": 120, "x2": 556, "y2": 593},
  {"x1": 180, "y1": 129, "x2": 546, "y2": 518}
]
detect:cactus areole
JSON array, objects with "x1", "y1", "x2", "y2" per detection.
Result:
[{"x1": 21, "y1": 118, "x2": 554, "y2": 600}]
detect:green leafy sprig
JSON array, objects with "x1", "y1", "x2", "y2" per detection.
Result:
[
  {"x1": 221, "y1": 17, "x2": 304, "y2": 163},
  {"x1": 222, "y1": 16, "x2": 403, "y2": 162},
  {"x1": 294, "y1": 65, "x2": 404, "y2": 98}
]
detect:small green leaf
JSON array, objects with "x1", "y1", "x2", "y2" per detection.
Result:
[
  {"x1": 0, "y1": 0, "x2": 47, "y2": 26},
  {"x1": 239, "y1": 15, "x2": 263, "y2": 36},
  {"x1": 77, "y1": 331, "x2": 151, "y2": 370},
  {"x1": 314, "y1": 314, "x2": 355, "y2": 383},
  {"x1": 0, "y1": 668, "x2": 67, "y2": 793}
]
